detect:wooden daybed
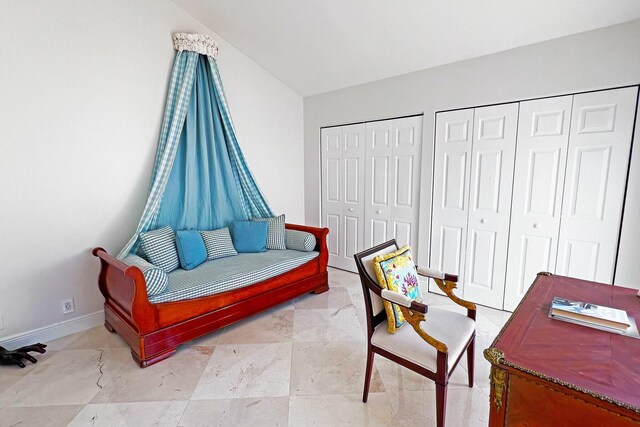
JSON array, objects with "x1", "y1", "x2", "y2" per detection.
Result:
[{"x1": 93, "y1": 223, "x2": 329, "y2": 367}]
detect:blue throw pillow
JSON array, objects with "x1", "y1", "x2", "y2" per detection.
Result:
[
  {"x1": 232, "y1": 221, "x2": 268, "y2": 253},
  {"x1": 175, "y1": 229, "x2": 207, "y2": 270}
]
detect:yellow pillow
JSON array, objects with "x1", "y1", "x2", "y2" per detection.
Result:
[{"x1": 372, "y1": 246, "x2": 423, "y2": 333}]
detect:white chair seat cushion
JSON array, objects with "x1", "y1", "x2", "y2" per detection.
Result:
[{"x1": 371, "y1": 307, "x2": 475, "y2": 373}]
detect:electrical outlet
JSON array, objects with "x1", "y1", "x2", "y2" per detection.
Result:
[{"x1": 63, "y1": 298, "x2": 75, "y2": 314}]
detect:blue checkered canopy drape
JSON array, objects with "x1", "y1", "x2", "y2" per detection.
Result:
[{"x1": 118, "y1": 34, "x2": 273, "y2": 259}]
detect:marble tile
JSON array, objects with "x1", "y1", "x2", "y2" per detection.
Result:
[
  {"x1": 0, "y1": 404, "x2": 84, "y2": 427},
  {"x1": 218, "y1": 310, "x2": 293, "y2": 344},
  {"x1": 46, "y1": 331, "x2": 85, "y2": 350},
  {"x1": 179, "y1": 397, "x2": 289, "y2": 427},
  {"x1": 68, "y1": 401, "x2": 187, "y2": 426},
  {"x1": 384, "y1": 386, "x2": 490, "y2": 426},
  {"x1": 0, "y1": 348, "x2": 122, "y2": 407},
  {"x1": 288, "y1": 393, "x2": 395, "y2": 426},
  {"x1": 293, "y1": 307, "x2": 364, "y2": 342},
  {"x1": 479, "y1": 306, "x2": 512, "y2": 330},
  {"x1": 294, "y1": 286, "x2": 353, "y2": 309},
  {"x1": 374, "y1": 355, "x2": 471, "y2": 392},
  {"x1": 481, "y1": 387, "x2": 491, "y2": 399},
  {"x1": 0, "y1": 350, "x2": 59, "y2": 396},
  {"x1": 327, "y1": 268, "x2": 359, "y2": 288},
  {"x1": 290, "y1": 341, "x2": 384, "y2": 396},
  {"x1": 192, "y1": 343, "x2": 291, "y2": 399},
  {"x1": 65, "y1": 326, "x2": 128, "y2": 349},
  {"x1": 91, "y1": 346, "x2": 213, "y2": 403}
]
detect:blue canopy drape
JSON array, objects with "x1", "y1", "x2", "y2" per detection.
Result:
[{"x1": 118, "y1": 34, "x2": 273, "y2": 259}]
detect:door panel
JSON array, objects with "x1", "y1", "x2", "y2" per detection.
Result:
[
  {"x1": 322, "y1": 127, "x2": 343, "y2": 267},
  {"x1": 321, "y1": 125, "x2": 365, "y2": 272},
  {"x1": 463, "y1": 103, "x2": 518, "y2": 308},
  {"x1": 390, "y1": 116, "x2": 423, "y2": 250},
  {"x1": 504, "y1": 96, "x2": 572, "y2": 311},
  {"x1": 365, "y1": 121, "x2": 393, "y2": 248},
  {"x1": 556, "y1": 87, "x2": 637, "y2": 283},
  {"x1": 364, "y1": 116, "x2": 422, "y2": 251},
  {"x1": 430, "y1": 109, "x2": 474, "y2": 295}
]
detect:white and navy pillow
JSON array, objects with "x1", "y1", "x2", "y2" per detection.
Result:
[
  {"x1": 253, "y1": 214, "x2": 286, "y2": 250},
  {"x1": 124, "y1": 255, "x2": 169, "y2": 296},
  {"x1": 139, "y1": 225, "x2": 180, "y2": 272},
  {"x1": 285, "y1": 229, "x2": 316, "y2": 252},
  {"x1": 200, "y1": 228, "x2": 238, "y2": 260}
]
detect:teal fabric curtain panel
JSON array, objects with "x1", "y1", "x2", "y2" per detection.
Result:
[
  {"x1": 207, "y1": 56, "x2": 273, "y2": 220},
  {"x1": 117, "y1": 34, "x2": 273, "y2": 259}
]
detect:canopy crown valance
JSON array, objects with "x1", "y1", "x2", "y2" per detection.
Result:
[{"x1": 173, "y1": 33, "x2": 219, "y2": 59}]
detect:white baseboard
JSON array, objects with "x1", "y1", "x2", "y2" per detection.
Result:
[{"x1": 0, "y1": 311, "x2": 104, "y2": 349}]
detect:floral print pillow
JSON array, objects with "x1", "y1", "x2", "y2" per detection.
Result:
[{"x1": 372, "y1": 246, "x2": 423, "y2": 333}]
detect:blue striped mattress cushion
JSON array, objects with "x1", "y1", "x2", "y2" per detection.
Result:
[{"x1": 148, "y1": 249, "x2": 319, "y2": 303}]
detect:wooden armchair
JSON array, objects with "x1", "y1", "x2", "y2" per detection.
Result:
[{"x1": 354, "y1": 240, "x2": 477, "y2": 427}]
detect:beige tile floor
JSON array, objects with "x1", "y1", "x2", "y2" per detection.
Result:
[{"x1": 0, "y1": 267, "x2": 510, "y2": 426}]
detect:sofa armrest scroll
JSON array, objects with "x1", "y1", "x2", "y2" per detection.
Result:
[{"x1": 92, "y1": 248, "x2": 156, "y2": 333}]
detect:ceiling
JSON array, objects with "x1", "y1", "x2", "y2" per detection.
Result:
[{"x1": 173, "y1": 0, "x2": 640, "y2": 96}]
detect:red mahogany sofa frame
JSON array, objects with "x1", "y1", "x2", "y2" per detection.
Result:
[{"x1": 93, "y1": 223, "x2": 329, "y2": 367}]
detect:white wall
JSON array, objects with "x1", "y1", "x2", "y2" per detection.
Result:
[
  {"x1": 304, "y1": 19, "x2": 640, "y2": 288},
  {"x1": 0, "y1": 0, "x2": 303, "y2": 340}
]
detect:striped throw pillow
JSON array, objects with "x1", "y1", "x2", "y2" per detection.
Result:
[
  {"x1": 124, "y1": 255, "x2": 169, "y2": 296},
  {"x1": 253, "y1": 214, "x2": 286, "y2": 250},
  {"x1": 285, "y1": 230, "x2": 316, "y2": 252},
  {"x1": 139, "y1": 225, "x2": 180, "y2": 272},
  {"x1": 200, "y1": 228, "x2": 238, "y2": 260}
]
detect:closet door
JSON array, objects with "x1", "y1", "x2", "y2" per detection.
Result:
[
  {"x1": 322, "y1": 127, "x2": 344, "y2": 269},
  {"x1": 365, "y1": 120, "x2": 393, "y2": 247},
  {"x1": 463, "y1": 103, "x2": 518, "y2": 308},
  {"x1": 390, "y1": 116, "x2": 423, "y2": 248},
  {"x1": 430, "y1": 109, "x2": 474, "y2": 295},
  {"x1": 321, "y1": 124, "x2": 365, "y2": 271},
  {"x1": 555, "y1": 87, "x2": 638, "y2": 282},
  {"x1": 503, "y1": 96, "x2": 572, "y2": 311}
]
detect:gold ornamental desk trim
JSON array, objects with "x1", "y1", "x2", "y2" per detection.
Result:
[
  {"x1": 483, "y1": 347, "x2": 640, "y2": 415},
  {"x1": 483, "y1": 272, "x2": 640, "y2": 416}
]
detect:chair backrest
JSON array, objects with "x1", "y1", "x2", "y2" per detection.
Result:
[{"x1": 354, "y1": 240, "x2": 399, "y2": 332}]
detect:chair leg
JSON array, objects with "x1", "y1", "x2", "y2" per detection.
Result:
[
  {"x1": 467, "y1": 336, "x2": 475, "y2": 388},
  {"x1": 436, "y1": 382, "x2": 448, "y2": 427},
  {"x1": 362, "y1": 347, "x2": 375, "y2": 403}
]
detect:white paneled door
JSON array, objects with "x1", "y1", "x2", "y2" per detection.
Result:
[
  {"x1": 555, "y1": 87, "x2": 638, "y2": 283},
  {"x1": 430, "y1": 109, "x2": 474, "y2": 295},
  {"x1": 463, "y1": 104, "x2": 518, "y2": 308},
  {"x1": 503, "y1": 96, "x2": 572, "y2": 311},
  {"x1": 431, "y1": 87, "x2": 638, "y2": 310},
  {"x1": 321, "y1": 124, "x2": 365, "y2": 271},
  {"x1": 390, "y1": 116, "x2": 423, "y2": 249},
  {"x1": 322, "y1": 116, "x2": 422, "y2": 272},
  {"x1": 364, "y1": 120, "x2": 393, "y2": 248},
  {"x1": 365, "y1": 116, "x2": 423, "y2": 249}
]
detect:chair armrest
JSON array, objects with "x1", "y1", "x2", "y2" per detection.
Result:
[
  {"x1": 398, "y1": 306, "x2": 448, "y2": 353},
  {"x1": 416, "y1": 265, "x2": 476, "y2": 317},
  {"x1": 416, "y1": 266, "x2": 458, "y2": 283},
  {"x1": 381, "y1": 289, "x2": 428, "y2": 314}
]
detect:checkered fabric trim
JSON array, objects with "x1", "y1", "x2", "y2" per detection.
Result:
[
  {"x1": 149, "y1": 249, "x2": 319, "y2": 303},
  {"x1": 253, "y1": 214, "x2": 286, "y2": 250},
  {"x1": 200, "y1": 228, "x2": 238, "y2": 260},
  {"x1": 117, "y1": 51, "x2": 198, "y2": 259},
  {"x1": 139, "y1": 225, "x2": 180, "y2": 273},
  {"x1": 123, "y1": 255, "x2": 169, "y2": 296},
  {"x1": 207, "y1": 56, "x2": 273, "y2": 220},
  {"x1": 285, "y1": 230, "x2": 316, "y2": 252}
]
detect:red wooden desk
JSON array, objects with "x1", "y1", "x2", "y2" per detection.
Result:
[{"x1": 484, "y1": 273, "x2": 640, "y2": 426}]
